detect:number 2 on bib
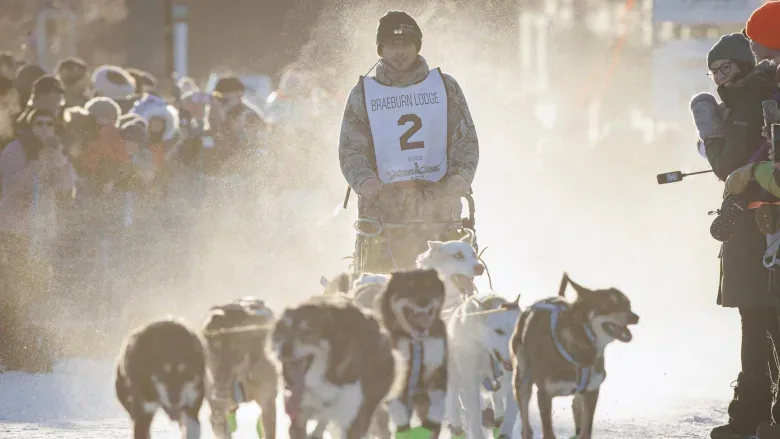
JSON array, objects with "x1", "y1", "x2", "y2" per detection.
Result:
[{"x1": 398, "y1": 114, "x2": 424, "y2": 151}]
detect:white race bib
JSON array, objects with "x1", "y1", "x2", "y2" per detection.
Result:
[{"x1": 363, "y1": 68, "x2": 448, "y2": 184}]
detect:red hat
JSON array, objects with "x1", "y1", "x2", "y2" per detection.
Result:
[{"x1": 746, "y1": 1, "x2": 780, "y2": 51}]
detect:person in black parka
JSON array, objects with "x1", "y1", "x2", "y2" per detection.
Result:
[{"x1": 693, "y1": 33, "x2": 780, "y2": 439}]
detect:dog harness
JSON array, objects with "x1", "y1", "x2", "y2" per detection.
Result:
[
  {"x1": 524, "y1": 301, "x2": 597, "y2": 393},
  {"x1": 405, "y1": 340, "x2": 424, "y2": 411}
]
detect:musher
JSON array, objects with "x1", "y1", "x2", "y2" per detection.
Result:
[{"x1": 338, "y1": 10, "x2": 479, "y2": 274}]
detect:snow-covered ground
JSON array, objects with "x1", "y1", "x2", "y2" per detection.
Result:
[{"x1": 0, "y1": 306, "x2": 741, "y2": 438}]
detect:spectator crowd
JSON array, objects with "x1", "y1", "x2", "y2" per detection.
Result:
[{"x1": 0, "y1": 53, "x2": 339, "y2": 372}]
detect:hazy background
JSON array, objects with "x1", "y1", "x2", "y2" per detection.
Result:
[
  {"x1": 181, "y1": 0, "x2": 737, "y2": 423},
  {"x1": 0, "y1": 0, "x2": 746, "y2": 433}
]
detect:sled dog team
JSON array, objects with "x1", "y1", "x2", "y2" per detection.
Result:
[{"x1": 115, "y1": 231, "x2": 639, "y2": 439}]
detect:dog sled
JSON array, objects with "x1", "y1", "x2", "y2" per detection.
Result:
[
  {"x1": 321, "y1": 190, "x2": 482, "y2": 290},
  {"x1": 317, "y1": 190, "x2": 498, "y2": 323}
]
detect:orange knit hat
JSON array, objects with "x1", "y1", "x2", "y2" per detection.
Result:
[{"x1": 746, "y1": 1, "x2": 780, "y2": 51}]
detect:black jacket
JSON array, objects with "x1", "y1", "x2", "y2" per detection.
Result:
[{"x1": 707, "y1": 62, "x2": 779, "y2": 308}]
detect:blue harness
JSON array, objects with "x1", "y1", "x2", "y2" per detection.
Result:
[
  {"x1": 405, "y1": 340, "x2": 424, "y2": 412},
  {"x1": 524, "y1": 301, "x2": 597, "y2": 393}
]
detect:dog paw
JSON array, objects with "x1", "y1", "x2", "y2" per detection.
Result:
[{"x1": 448, "y1": 426, "x2": 465, "y2": 439}]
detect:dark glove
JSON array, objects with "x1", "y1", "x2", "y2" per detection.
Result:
[{"x1": 710, "y1": 194, "x2": 748, "y2": 242}]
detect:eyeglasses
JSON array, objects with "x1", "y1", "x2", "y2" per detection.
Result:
[{"x1": 708, "y1": 62, "x2": 733, "y2": 78}]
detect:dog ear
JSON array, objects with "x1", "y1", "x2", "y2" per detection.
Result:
[
  {"x1": 460, "y1": 228, "x2": 475, "y2": 246},
  {"x1": 324, "y1": 272, "x2": 351, "y2": 294},
  {"x1": 567, "y1": 276, "x2": 596, "y2": 300},
  {"x1": 500, "y1": 293, "x2": 521, "y2": 310},
  {"x1": 202, "y1": 308, "x2": 227, "y2": 333},
  {"x1": 427, "y1": 240, "x2": 444, "y2": 250},
  {"x1": 558, "y1": 272, "x2": 570, "y2": 297}
]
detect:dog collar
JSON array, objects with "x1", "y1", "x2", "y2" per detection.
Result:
[{"x1": 482, "y1": 350, "x2": 505, "y2": 391}]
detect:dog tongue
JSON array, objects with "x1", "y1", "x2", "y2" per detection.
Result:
[
  {"x1": 284, "y1": 362, "x2": 307, "y2": 420},
  {"x1": 605, "y1": 323, "x2": 633, "y2": 342},
  {"x1": 408, "y1": 312, "x2": 432, "y2": 333},
  {"x1": 621, "y1": 327, "x2": 633, "y2": 342}
]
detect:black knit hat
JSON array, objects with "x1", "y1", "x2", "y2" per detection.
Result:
[
  {"x1": 31, "y1": 74, "x2": 65, "y2": 99},
  {"x1": 55, "y1": 56, "x2": 87, "y2": 74},
  {"x1": 707, "y1": 33, "x2": 756, "y2": 68},
  {"x1": 214, "y1": 76, "x2": 245, "y2": 95},
  {"x1": 376, "y1": 11, "x2": 422, "y2": 55},
  {"x1": 120, "y1": 117, "x2": 148, "y2": 144},
  {"x1": 126, "y1": 67, "x2": 158, "y2": 93}
]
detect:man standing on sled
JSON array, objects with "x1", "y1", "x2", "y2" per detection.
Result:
[{"x1": 338, "y1": 10, "x2": 479, "y2": 274}]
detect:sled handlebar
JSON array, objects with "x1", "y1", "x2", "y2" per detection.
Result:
[{"x1": 353, "y1": 218, "x2": 463, "y2": 238}]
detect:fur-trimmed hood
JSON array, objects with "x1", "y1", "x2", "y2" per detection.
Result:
[
  {"x1": 91, "y1": 65, "x2": 136, "y2": 100},
  {"x1": 130, "y1": 94, "x2": 179, "y2": 141}
]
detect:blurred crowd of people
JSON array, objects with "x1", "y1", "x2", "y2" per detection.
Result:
[{"x1": 0, "y1": 53, "x2": 341, "y2": 372}]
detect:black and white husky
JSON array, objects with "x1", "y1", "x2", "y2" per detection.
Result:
[
  {"x1": 511, "y1": 274, "x2": 639, "y2": 439},
  {"x1": 377, "y1": 268, "x2": 449, "y2": 438},
  {"x1": 202, "y1": 297, "x2": 278, "y2": 439},
  {"x1": 115, "y1": 318, "x2": 205, "y2": 439},
  {"x1": 270, "y1": 293, "x2": 403, "y2": 439}
]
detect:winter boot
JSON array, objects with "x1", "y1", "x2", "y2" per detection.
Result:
[{"x1": 711, "y1": 372, "x2": 772, "y2": 439}]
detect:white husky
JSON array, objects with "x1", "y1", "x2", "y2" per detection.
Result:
[
  {"x1": 335, "y1": 230, "x2": 485, "y2": 311},
  {"x1": 446, "y1": 294, "x2": 521, "y2": 439}
]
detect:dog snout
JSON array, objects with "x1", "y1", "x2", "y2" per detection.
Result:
[
  {"x1": 628, "y1": 312, "x2": 639, "y2": 325},
  {"x1": 473, "y1": 264, "x2": 485, "y2": 276}
]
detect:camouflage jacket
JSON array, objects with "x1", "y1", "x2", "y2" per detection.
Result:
[{"x1": 338, "y1": 56, "x2": 479, "y2": 193}]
